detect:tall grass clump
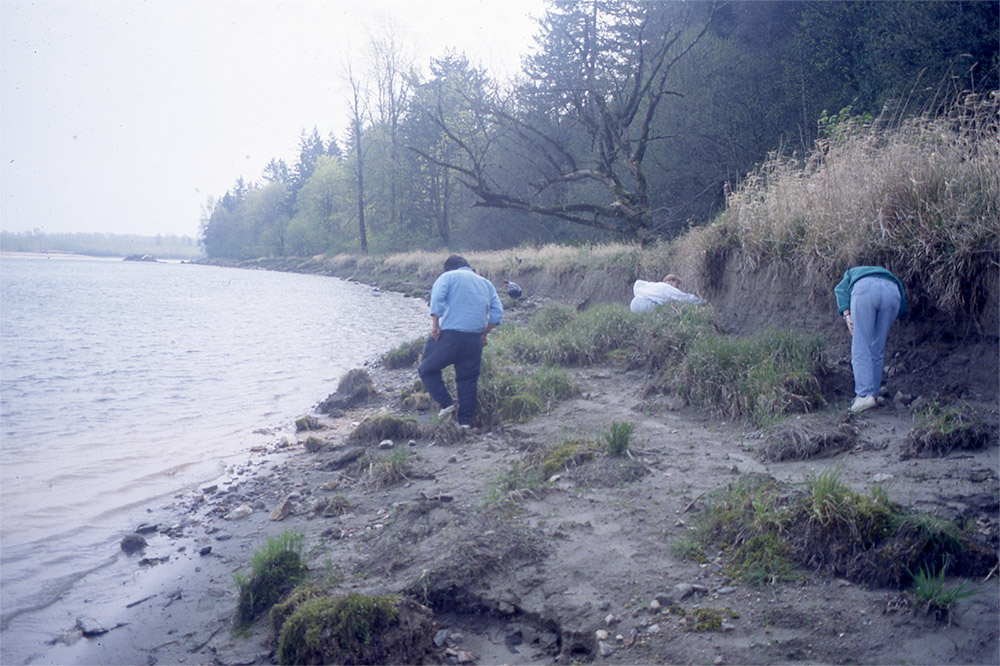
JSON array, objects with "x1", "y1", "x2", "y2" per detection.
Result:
[
  {"x1": 679, "y1": 472, "x2": 996, "y2": 589},
  {"x1": 707, "y1": 93, "x2": 999, "y2": 320},
  {"x1": 602, "y1": 421, "x2": 636, "y2": 457},
  {"x1": 234, "y1": 531, "x2": 308, "y2": 628},
  {"x1": 494, "y1": 303, "x2": 643, "y2": 366},
  {"x1": 475, "y1": 357, "x2": 580, "y2": 425},
  {"x1": 382, "y1": 337, "x2": 425, "y2": 369},
  {"x1": 675, "y1": 329, "x2": 826, "y2": 427}
]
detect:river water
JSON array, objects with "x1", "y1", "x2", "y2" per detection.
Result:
[{"x1": 0, "y1": 253, "x2": 429, "y2": 640}]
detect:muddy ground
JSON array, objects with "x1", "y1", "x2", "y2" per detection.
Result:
[{"x1": 43, "y1": 342, "x2": 999, "y2": 666}]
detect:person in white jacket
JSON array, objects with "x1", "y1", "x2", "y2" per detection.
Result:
[{"x1": 630, "y1": 274, "x2": 706, "y2": 312}]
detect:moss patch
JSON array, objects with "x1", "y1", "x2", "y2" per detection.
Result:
[
  {"x1": 347, "y1": 412, "x2": 423, "y2": 444},
  {"x1": 684, "y1": 607, "x2": 739, "y2": 632},
  {"x1": 275, "y1": 593, "x2": 433, "y2": 666}
]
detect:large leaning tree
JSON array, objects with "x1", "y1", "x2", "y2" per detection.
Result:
[{"x1": 408, "y1": 0, "x2": 716, "y2": 244}]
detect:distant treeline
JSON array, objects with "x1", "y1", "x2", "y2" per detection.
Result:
[
  {"x1": 200, "y1": 0, "x2": 998, "y2": 260},
  {"x1": 0, "y1": 231, "x2": 204, "y2": 260}
]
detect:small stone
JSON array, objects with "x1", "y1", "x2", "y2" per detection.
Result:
[
  {"x1": 647, "y1": 623, "x2": 662, "y2": 634},
  {"x1": 226, "y1": 504, "x2": 253, "y2": 520},
  {"x1": 76, "y1": 616, "x2": 108, "y2": 638},
  {"x1": 721, "y1": 621, "x2": 736, "y2": 631},
  {"x1": 717, "y1": 586, "x2": 736, "y2": 594},
  {"x1": 378, "y1": 439, "x2": 394, "y2": 449},
  {"x1": 202, "y1": 484, "x2": 218, "y2": 494},
  {"x1": 135, "y1": 523, "x2": 158, "y2": 534},
  {"x1": 872, "y1": 473, "x2": 894, "y2": 484},
  {"x1": 214, "y1": 532, "x2": 233, "y2": 541},
  {"x1": 595, "y1": 629, "x2": 610, "y2": 641},
  {"x1": 598, "y1": 641, "x2": 615, "y2": 657},
  {"x1": 649, "y1": 599, "x2": 662, "y2": 612},
  {"x1": 497, "y1": 601, "x2": 516, "y2": 615},
  {"x1": 407, "y1": 439, "x2": 417, "y2": 447},
  {"x1": 605, "y1": 613, "x2": 619, "y2": 626},
  {"x1": 456, "y1": 649, "x2": 475, "y2": 663},
  {"x1": 433, "y1": 629, "x2": 449, "y2": 647},
  {"x1": 673, "y1": 583, "x2": 695, "y2": 600},
  {"x1": 714, "y1": 657, "x2": 724, "y2": 665},
  {"x1": 199, "y1": 546, "x2": 212, "y2": 556},
  {"x1": 120, "y1": 534, "x2": 147, "y2": 554},
  {"x1": 270, "y1": 499, "x2": 293, "y2": 521}
]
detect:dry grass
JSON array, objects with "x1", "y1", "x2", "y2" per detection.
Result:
[{"x1": 691, "y1": 92, "x2": 999, "y2": 319}]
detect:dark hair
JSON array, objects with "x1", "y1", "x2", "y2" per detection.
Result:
[{"x1": 444, "y1": 255, "x2": 470, "y2": 272}]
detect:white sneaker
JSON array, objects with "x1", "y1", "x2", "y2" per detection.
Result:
[
  {"x1": 850, "y1": 395, "x2": 877, "y2": 413},
  {"x1": 437, "y1": 405, "x2": 456, "y2": 420}
]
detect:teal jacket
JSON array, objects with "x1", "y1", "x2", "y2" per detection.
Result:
[{"x1": 834, "y1": 266, "x2": 907, "y2": 319}]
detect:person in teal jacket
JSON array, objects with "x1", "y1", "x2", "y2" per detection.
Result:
[{"x1": 834, "y1": 266, "x2": 907, "y2": 413}]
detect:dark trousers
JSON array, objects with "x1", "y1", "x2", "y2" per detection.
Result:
[{"x1": 418, "y1": 330, "x2": 483, "y2": 426}]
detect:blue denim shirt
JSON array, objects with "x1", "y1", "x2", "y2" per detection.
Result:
[{"x1": 429, "y1": 267, "x2": 503, "y2": 333}]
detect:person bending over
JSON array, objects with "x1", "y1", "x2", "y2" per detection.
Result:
[
  {"x1": 630, "y1": 273, "x2": 706, "y2": 312},
  {"x1": 418, "y1": 255, "x2": 503, "y2": 428},
  {"x1": 834, "y1": 265, "x2": 907, "y2": 413}
]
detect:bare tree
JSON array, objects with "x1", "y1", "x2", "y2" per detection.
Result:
[
  {"x1": 344, "y1": 59, "x2": 369, "y2": 253},
  {"x1": 410, "y1": 0, "x2": 716, "y2": 244}
]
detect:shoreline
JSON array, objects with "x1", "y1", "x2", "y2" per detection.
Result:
[
  {"x1": 5, "y1": 255, "x2": 995, "y2": 665},
  {"x1": 13, "y1": 357, "x2": 998, "y2": 666}
]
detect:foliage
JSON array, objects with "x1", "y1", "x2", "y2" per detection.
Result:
[
  {"x1": 363, "y1": 447, "x2": 412, "y2": 489},
  {"x1": 672, "y1": 329, "x2": 826, "y2": 427},
  {"x1": 678, "y1": 472, "x2": 996, "y2": 589},
  {"x1": 602, "y1": 421, "x2": 636, "y2": 457},
  {"x1": 701, "y1": 93, "x2": 998, "y2": 322},
  {"x1": 908, "y1": 556, "x2": 980, "y2": 618},
  {"x1": 903, "y1": 399, "x2": 994, "y2": 458},
  {"x1": 233, "y1": 531, "x2": 307, "y2": 628},
  {"x1": 274, "y1": 593, "x2": 431, "y2": 666},
  {"x1": 347, "y1": 412, "x2": 423, "y2": 443},
  {"x1": 381, "y1": 337, "x2": 425, "y2": 369}
]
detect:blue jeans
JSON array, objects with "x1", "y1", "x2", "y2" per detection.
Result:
[
  {"x1": 418, "y1": 330, "x2": 484, "y2": 426},
  {"x1": 850, "y1": 277, "x2": 901, "y2": 397}
]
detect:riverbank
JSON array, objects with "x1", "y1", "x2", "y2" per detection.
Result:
[
  {"x1": 17, "y1": 263, "x2": 996, "y2": 664},
  {"x1": 30, "y1": 344, "x2": 999, "y2": 665}
]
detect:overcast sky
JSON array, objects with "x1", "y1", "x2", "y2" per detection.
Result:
[{"x1": 1, "y1": 0, "x2": 544, "y2": 239}]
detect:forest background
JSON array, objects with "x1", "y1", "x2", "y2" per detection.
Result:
[{"x1": 3, "y1": 0, "x2": 997, "y2": 259}]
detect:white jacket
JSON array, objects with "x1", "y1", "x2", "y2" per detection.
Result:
[{"x1": 630, "y1": 280, "x2": 705, "y2": 312}]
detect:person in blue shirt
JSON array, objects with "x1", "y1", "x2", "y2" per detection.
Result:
[
  {"x1": 419, "y1": 255, "x2": 503, "y2": 428},
  {"x1": 833, "y1": 266, "x2": 907, "y2": 413}
]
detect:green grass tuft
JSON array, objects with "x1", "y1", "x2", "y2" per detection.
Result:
[{"x1": 234, "y1": 531, "x2": 307, "y2": 628}]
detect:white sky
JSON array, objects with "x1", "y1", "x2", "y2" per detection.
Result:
[{"x1": 0, "y1": 0, "x2": 545, "y2": 238}]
